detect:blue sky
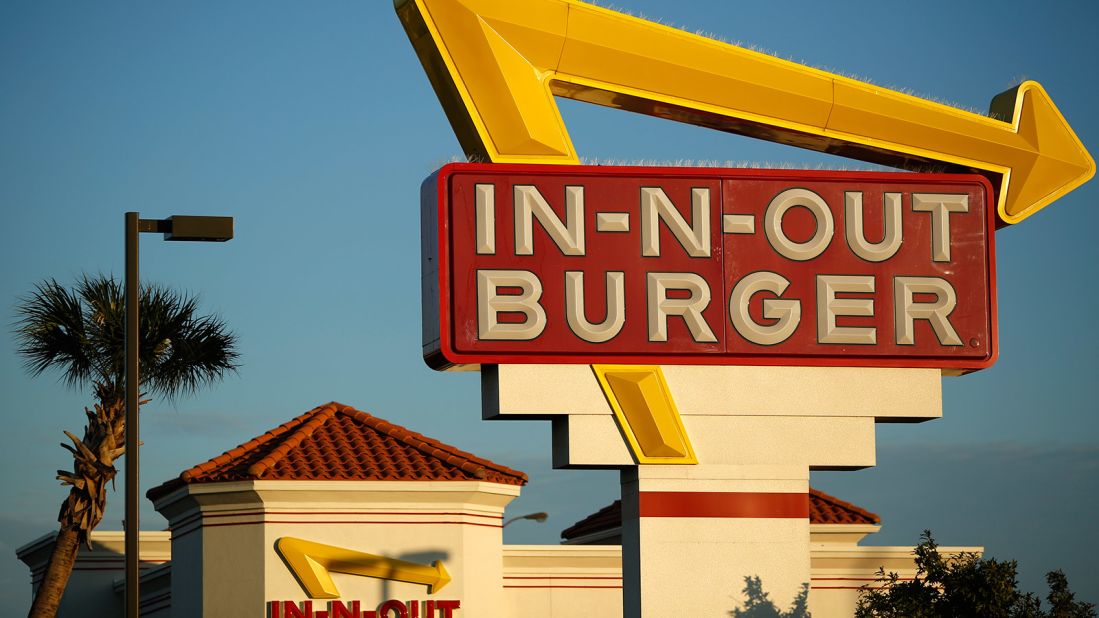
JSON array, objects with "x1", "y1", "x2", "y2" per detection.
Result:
[{"x1": 2, "y1": 0, "x2": 1097, "y2": 609}]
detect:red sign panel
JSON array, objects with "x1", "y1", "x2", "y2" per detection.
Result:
[{"x1": 422, "y1": 163, "x2": 997, "y2": 371}]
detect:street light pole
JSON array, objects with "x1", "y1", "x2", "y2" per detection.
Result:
[
  {"x1": 124, "y1": 212, "x2": 233, "y2": 618},
  {"x1": 124, "y1": 213, "x2": 140, "y2": 618}
]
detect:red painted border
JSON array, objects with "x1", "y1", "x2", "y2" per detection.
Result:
[
  {"x1": 503, "y1": 571, "x2": 624, "y2": 576},
  {"x1": 503, "y1": 585, "x2": 624, "y2": 589},
  {"x1": 425, "y1": 163, "x2": 999, "y2": 372},
  {"x1": 170, "y1": 518, "x2": 500, "y2": 542},
  {"x1": 638, "y1": 491, "x2": 809, "y2": 518}
]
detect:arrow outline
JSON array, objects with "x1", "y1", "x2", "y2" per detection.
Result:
[{"x1": 276, "y1": 537, "x2": 451, "y2": 599}]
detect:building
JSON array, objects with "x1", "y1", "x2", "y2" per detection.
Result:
[{"x1": 18, "y1": 402, "x2": 979, "y2": 617}]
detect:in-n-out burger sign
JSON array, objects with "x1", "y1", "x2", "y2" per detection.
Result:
[
  {"x1": 422, "y1": 164, "x2": 996, "y2": 371},
  {"x1": 269, "y1": 599, "x2": 460, "y2": 618}
]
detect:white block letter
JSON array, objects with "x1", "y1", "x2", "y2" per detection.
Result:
[
  {"x1": 729, "y1": 271, "x2": 801, "y2": 346},
  {"x1": 845, "y1": 191, "x2": 903, "y2": 262},
  {"x1": 816, "y1": 275, "x2": 877, "y2": 345},
  {"x1": 646, "y1": 272, "x2": 717, "y2": 343},
  {"x1": 477, "y1": 270, "x2": 547, "y2": 341},
  {"x1": 565, "y1": 271, "x2": 626, "y2": 343},
  {"x1": 894, "y1": 276, "x2": 962, "y2": 346},
  {"x1": 912, "y1": 193, "x2": 968, "y2": 262},
  {"x1": 514, "y1": 185, "x2": 585, "y2": 256},
  {"x1": 641, "y1": 187, "x2": 711, "y2": 257},
  {"x1": 764, "y1": 188, "x2": 834, "y2": 261},
  {"x1": 475, "y1": 184, "x2": 496, "y2": 255}
]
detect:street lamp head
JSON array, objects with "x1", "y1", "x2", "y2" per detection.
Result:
[
  {"x1": 163, "y1": 215, "x2": 234, "y2": 242},
  {"x1": 503, "y1": 511, "x2": 550, "y2": 527}
]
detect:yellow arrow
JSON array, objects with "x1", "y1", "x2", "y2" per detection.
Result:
[
  {"x1": 276, "y1": 537, "x2": 451, "y2": 599},
  {"x1": 396, "y1": 0, "x2": 1094, "y2": 225}
]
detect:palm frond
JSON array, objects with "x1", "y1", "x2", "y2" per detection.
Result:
[
  {"x1": 77, "y1": 274, "x2": 126, "y2": 387},
  {"x1": 14, "y1": 274, "x2": 239, "y2": 400},
  {"x1": 143, "y1": 297, "x2": 239, "y2": 399},
  {"x1": 13, "y1": 279, "x2": 94, "y2": 387}
]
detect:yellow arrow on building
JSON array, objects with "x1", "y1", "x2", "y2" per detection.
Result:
[
  {"x1": 276, "y1": 537, "x2": 451, "y2": 599},
  {"x1": 396, "y1": 0, "x2": 1094, "y2": 225}
]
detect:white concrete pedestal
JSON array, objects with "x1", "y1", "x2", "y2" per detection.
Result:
[
  {"x1": 484, "y1": 364, "x2": 942, "y2": 617},
  {"x1": 622, "y1": 466, "x2": 811, "y2": 616}
]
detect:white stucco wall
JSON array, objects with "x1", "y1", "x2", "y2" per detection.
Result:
[
  {"x1": 151, "y1": 479, "x2": 519, "y2": 618},
  {"x1": 20, "y1": 520, "x2": 981, "y2": 618}
]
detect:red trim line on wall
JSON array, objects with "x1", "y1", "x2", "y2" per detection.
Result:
[
  {"x1": 503, "y1": 585, "x2": 624, "y2": 589},
  {"x1": 171, "y1": 518, "x2": 501, "y2": 542},
  {"x1": 503, "y1": 571, "x2": 624, "y2": 576},
  {"x1": 638, "y1": 491, "x2": 809, "y2": 518},
  {"x1": 201, "y1": 509, "x2": 504, "y2": 520}
]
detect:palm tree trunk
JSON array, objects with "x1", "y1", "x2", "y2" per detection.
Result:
[
  {"x1": 28, "y1": 395, "x2": 126, "y2": 618},
  {"x1": 27, "y1": 524, "x2": 80, "y2": 618}
]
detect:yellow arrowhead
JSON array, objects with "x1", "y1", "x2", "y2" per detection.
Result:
[
  {"x1": 397, "y1": 0, "x2": 1094, "y2": 225},
  {"x1": 276, "y1": 537, "x2": 451, "y2": 599},
  {"x1": 988, "y1": 81, "x2": 1096, "y2": 224},
  {"x1": 593, "y1": 365, "x2": 697, "y2": 465}
]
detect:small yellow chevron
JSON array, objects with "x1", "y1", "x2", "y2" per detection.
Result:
[{"x1": 593, "y1": 365, "x2": 697, "y2": 465}]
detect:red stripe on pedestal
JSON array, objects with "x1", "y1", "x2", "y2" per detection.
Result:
[{"x1": 638, "y1": 491, "x2": 809, "y2": 518}]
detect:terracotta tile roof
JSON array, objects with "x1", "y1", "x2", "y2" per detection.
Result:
[
  {"x1": 148, "y1": 402, "x2": 526, "y2": 501},
  {"x1": 808, "y1": 488, "x2": 881, "y2": 525},
  {"x1": 559, "y1": 501, "x2": 623, "y2": 541},
  {"x1": 561, "y1": 488, "x2": 880, "y2": 541}
]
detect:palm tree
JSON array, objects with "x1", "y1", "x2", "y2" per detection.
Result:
[{"x1": 14, "y1": 274, "x2": 238, "y2": 618}]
